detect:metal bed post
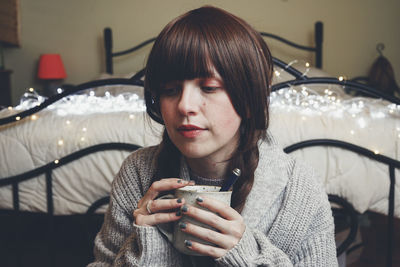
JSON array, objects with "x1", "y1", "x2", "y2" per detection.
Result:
[
  {"x1": 46, "y1": 170, "x2": 55, "y2": 266},
  {"x1": 387, "y1": 165, "x2": 395, "y2": 267},
  {"x1": 315, "y1": 21, "x2": 323, "y2": 69},
  {"x1": 12, "y1": 182, "x2": 22, "y2": 267},
  {"x1": 104, "y1": 28, "x2": 113, "y2": 74}
]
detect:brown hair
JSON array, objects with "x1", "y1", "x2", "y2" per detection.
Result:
[{"x1": 144, "y1": 6, "x2": 273, "y2": 212}]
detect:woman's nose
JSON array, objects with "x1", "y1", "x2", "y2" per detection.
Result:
[{"x1": 177, "y1": 84, "x2": 200, "y2": 116}]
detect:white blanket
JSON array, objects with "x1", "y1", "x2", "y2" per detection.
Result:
[{"x1": 0, "y1": 80, "x2": 399, "y2": 217}]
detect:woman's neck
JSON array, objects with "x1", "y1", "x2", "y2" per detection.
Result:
[{"x1": 185, "y1": 157, "x2": 229, "y2": 179}]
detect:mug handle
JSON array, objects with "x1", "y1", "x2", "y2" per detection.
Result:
[{"x1": 155, "y1": 194, "x2": 175, "y2": 242}]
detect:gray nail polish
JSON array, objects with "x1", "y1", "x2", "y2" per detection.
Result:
[
  {"x1": 181, "y1": 205, "x2": 188, "y2": 212},
  {"x1": 176, "y1": 210, "x2": 181, "y2": 216},
  {"x1": 196, "y1": 196, "x2": 203, "y2": 202},
  {"x1": 177, "y1": 198, "x2": 182, "y2": 203},
  {"x1": 184, "y1": 240, "x2": 192, "y2": 247},
  {"x1": 177, "y1": 179, "x2": 182, "y2": 183},
  {"x1": 179, "y1": 222, "x2": 186, "y2": 229}
]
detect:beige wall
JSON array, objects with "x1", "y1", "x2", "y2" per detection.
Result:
[{"x1": 5, "y1": 0, "x2": 400, "y2": 105}]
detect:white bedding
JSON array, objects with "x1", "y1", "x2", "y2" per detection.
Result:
[{"x1": 1, "y1": 69, "x2": 399, "y2": 217}]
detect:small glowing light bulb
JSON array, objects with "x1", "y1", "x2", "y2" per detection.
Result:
[
  {"x1": 129, "y1": 114, "x2": 135, "y2": 119},
  {"x1": 82, "y1": 127, "x2": 87, "y2": 132},
  {"x1": 16, "y1": 116, "x2": 21, "y2": 121},
  {"x1": 29, "y1": 88, "x2": 34, "y2": 92},
  {"x1": 57, "y1": 88, "x2": 63, "y2": 94},
  {"x1": 54, "y1": 159, "x2": 59, "y2": 164},
  {"x1": 374, "y1": 150, "x2": 379, "y2": 155},
  {"x1": 58, "y1": 139, "x2": 64, "y2": 146},
  {"x1": 305, "y1": 62, "x2": 310, "y2": 67},
  {"x1": 31, "y1": 115, "x2": 38, "y2": 120},
  {"x1": 350, "y1": 130, "x2": 355, "y2": 135},
  {"x1": 66, "y1": 120, "x2": 71, "y2": 125},
  {"x1": 338, "y1": 76, "x2": 344, "y2": 81},
  {"x1": 80, "y1": 137, "x2": 85, "y2": 142},
  {"x1": 8, "y1": 106, "x2": 12, "y2": 110}
]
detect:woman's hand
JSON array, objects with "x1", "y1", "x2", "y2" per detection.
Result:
[
  {"x1": 134, "y1": 178, "x2": 194, "y2": 226},
  {"x1": 178, "y1": 196, "x2": 246, "y2": 258}
]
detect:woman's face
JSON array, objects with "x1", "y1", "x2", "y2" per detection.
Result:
[{"x1": 159, "y1": 71, "x2": 242, "y2": 164}]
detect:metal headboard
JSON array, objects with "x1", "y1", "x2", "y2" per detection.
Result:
[{"x1": 104, "y1": 22, "x2": 323, "y2": 74}]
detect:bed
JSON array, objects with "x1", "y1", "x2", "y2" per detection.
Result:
[{"x1": 1, "y1": 21, "x2": 399, "y2": 266}]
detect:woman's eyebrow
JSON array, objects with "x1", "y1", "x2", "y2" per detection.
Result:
[{"x1": 201, "y1": 77, "x2": 224, "y2": 85}]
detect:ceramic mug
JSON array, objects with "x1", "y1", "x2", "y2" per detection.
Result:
[{"x1": 156, "y1": 185, "x2": 232, "y2": 256}]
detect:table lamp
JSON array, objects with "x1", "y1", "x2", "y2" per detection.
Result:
[{"x1": 37, "y1": 54, "x2": 67, "y2": 96}]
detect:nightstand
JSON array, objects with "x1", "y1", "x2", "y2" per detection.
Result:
[{"x1": 0, "y1": 69, "x2": 12, "y2": 107}]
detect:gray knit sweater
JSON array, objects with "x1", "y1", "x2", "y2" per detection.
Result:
[{"x1": 88, "y1": 135, "x2": 338, "y2": 266}]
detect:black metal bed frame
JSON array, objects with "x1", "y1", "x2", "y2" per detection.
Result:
[
  {"x1": 1, "y1": 22, "x2": 399, "y2": 266},
  {"x1": 0, "y1": 142, "x2": 141, "y2": 266},
  {"x1": 283, "y1": 139, "x2": 399, "y2": 266},
  {"x1": 104, "y1": 22, "x2": 323, "y2": 75}
]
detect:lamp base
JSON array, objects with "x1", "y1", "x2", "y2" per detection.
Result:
[{"x1": 42, "y1": 79, "x2": 63, "y2": 97}]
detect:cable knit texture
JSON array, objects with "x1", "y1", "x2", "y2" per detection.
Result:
[{"x1": 88, "y1": 135, "x2": 338, "y2": 266}]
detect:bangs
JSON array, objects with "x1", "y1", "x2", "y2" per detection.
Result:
[
  {"x1": 145, "y1": 6, "x2": 272, "y2": 129},
  {"x1": 146, "y1": 15, "x2": 217, "y2": 93}
]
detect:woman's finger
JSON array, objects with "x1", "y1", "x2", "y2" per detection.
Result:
[
  {"x1": 195, "y1": 196, "x2": 241, "y2": 220},
  {"x1": 183, "y1": 239, "x2": 227, "y2": 259},
  {"x1": 145, "y1": 178, "x2": 194, "y2": 200},
  {"x1": 135, "y1": 211, "x2": 182, "y2": 226},
  {"x1": 134, "y1": 178, "x2": 194, "y2": 226},
  {"x1": 148, "y1": 198, "x2": 185, "y2": 214},
  {"x1": 138, "y1": 178, "x2": 194, "y2": 209},
  {"x1": 179, "y1": 221, "x2": 236, "y2": 250},
  {"x1": 180, "y1": 204, "x2": 225, "y2": 230},
  {"x1": 180, "y1": 202, "x2": 245, "y2": 238}
]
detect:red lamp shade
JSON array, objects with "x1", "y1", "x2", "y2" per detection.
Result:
[{"x1": 37, "y1": 54, "x2": 67, "y2": 79}]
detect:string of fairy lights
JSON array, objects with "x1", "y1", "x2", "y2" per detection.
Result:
[{"x1": 1, "y1": 62, "x2": 400, "y2": 163}]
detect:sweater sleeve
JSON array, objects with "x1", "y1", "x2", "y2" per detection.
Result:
[
  {"x1": 87, "y1": 148, "x2": 184, "y2": 267},
  {"x1": 215, "y1": 208, "x2": 337, "y2": 266},
  {"x1": 215, "y1": 159, "x2": 338, "y2": 266}
]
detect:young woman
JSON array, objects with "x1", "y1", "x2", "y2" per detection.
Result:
[{"x1": 89, "y1": 6, "x2": 337, "y2": 267}]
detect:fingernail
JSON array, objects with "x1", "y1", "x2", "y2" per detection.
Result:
[
  {"x1": 177, "y1": 198, "x2": 182, "y2": 203},
  {"x1": 196, "y1": 196, "x2": 203, "y2": 203},
  {"x1": 176, "y1": 210, "x2": 182, "y2": 216},
  {"x1": 179, "y1": 222, "x2": 186, "y2": 229},
  {"x1": 181, "y1": 205, "x2": 188, "y2": 213},
  {"x1": 184, "y1": 240, "x2": 192, "y2": 247},
  {"x1": 177, "y1": 179, "x2": 182, "y2": 183},
  {"x1": 189, "y1": 180, "x2": 195, "y2": 184}
]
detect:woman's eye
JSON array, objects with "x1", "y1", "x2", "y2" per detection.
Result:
[{"x1": 201, "y1": 86, "x2": 220, "y2": 92}]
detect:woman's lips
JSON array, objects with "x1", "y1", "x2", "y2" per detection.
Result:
[{"x1": 177, "y1": 125, "x2": 205, "y2": 138}]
